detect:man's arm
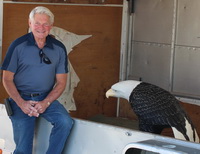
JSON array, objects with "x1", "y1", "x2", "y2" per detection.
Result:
[{"x1": 2, "y1": 70, "x2": 38, "y2": 116}]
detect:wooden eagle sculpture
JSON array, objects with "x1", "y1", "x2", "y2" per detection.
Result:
[{"x1": 106, "y1": 80, "x2": 199, "y2": 143}]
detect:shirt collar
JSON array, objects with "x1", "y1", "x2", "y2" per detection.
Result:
[{"x1": 27, "y1": 32, "x2": 53, "y2": 49}]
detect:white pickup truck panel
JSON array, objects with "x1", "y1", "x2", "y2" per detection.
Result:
[{"x1": 0, "y1": 104, "x2": 200, "y2": 154}]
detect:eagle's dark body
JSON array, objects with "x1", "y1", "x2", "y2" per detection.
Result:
[
  {"x1": 130, "y1": 82, "x2": 195, "y2": 141},
  {"x1": 106, "y1": 80, "x2": 199, "y2": 142}
]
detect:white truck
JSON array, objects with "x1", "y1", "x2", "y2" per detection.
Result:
[{"x1": 0, "y1": 104, "x2": 200, "y2": 154}]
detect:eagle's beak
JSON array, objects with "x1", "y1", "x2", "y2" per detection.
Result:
[{"x1": 106, "y1": 89, "x2": 115, "y2": 98}]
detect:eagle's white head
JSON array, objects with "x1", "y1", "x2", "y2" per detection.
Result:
[{"x1": 106, "y1": 80, "x2": 141, "y2": 100}]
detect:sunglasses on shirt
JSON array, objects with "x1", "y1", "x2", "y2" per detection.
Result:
[{"x1": 39, "y1": 50, "x2": 51, "y2": 64}]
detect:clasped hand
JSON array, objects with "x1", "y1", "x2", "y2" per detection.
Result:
[{"x1": 20, "y1": 100, "x2": 48, "y2": 117}]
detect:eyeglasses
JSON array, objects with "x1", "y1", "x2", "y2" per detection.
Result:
[{"x1": 39, "y1": 50, "x2": 51, "y2": 64}]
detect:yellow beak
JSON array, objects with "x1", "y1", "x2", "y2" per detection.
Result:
[{"x1": 106, "y1": 89, "x2": 116, "y2": 98}]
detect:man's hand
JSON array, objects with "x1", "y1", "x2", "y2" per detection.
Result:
[
  {"x1": 34, "y1": 101, "x2": 49, "y2": 114},
  {"x1": 19, "y1": 100, "x2": 39, "y2": 117}
]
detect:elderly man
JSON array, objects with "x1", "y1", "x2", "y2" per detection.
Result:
[{"x1": 1, "y1": 6, "x2": 73, "y2": 154}]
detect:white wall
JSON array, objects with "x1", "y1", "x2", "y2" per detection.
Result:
[{"x1": 128, "y1": 0, "x2": 200, "y2": 104}]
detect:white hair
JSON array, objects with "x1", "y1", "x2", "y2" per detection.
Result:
[{"x1": 29, "y1": 6, "x2": 54, "y2": 24}]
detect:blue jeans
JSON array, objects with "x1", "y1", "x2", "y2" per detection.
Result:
[{"x1": 9, "y1": 93, "x2": 74, "y2": 154}]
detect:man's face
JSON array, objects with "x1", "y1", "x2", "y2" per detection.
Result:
[{"x1": 29, "y1": 13, "x2": 52, "y2": 40}]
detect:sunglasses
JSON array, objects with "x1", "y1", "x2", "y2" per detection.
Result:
[{"x1": 39, "y1": 50, "x2": 51, "y2": 64}]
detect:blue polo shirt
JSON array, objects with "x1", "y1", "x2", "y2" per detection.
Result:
[{"x1": 1, "y1": 32, "x2": 68, "y2": 93}]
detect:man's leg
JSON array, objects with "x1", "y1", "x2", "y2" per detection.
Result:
[
  {"x1": 41, "y1": 100, "x2": 74, "y2": 154},
  {"x1": 10, "y1": 100, "x2": 36, "y2": 154}
]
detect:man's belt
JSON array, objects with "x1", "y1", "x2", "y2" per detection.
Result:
[{"x1": 19, "y1": 92, "x2": 42, "y2": 97}]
